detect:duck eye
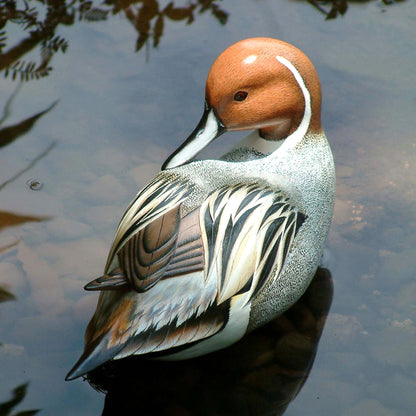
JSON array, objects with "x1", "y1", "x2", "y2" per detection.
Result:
[{"x1": 234, "y1": 91, "x2": 248, "y2": 102}]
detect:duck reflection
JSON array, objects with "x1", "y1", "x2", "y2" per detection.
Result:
[{"x1": 86, "y1": 267, "x2": 333, "y2": 416}]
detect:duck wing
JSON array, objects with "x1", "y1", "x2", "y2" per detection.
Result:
[
  {"x1": 67, "y1": 180, "x2": 306, "y2": 379},
  {"x1": 201, "y1": 183, "x2": 306, "y2": 304},
  {"x1": 84, "y1": 172, "x2": 203, "y2": 291}
]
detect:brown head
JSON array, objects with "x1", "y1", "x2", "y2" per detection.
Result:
[{"x1": 163, "y1": 38, "x2": 322, "y2": 169}]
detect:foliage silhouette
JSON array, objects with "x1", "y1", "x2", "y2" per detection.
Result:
[
  {"x1": 0, "y1": 98, "x2": 58, "y2": 149},
  {"x1": 0, "y1": 0, "x2": 228, "y2": 81},
  {"x1": 0, "y1": 0, "x2": 73, "y2": 81},
  {"x1": 0, "y1": 140, "x2": 56, "y2": 191},
  {"x1": 0, "y1": 289, "x2": 38, "y2": 415},
  {"x1": 0, "y1": 211, "x2": 50, "y2": 233},
  {"x1": 0, "y1": 86, "x2": 58, "y2": 191},
  {"x1": 0, "y1": 285, "x2": 15, "y2": 303},
  {"x1": 307, "y1": 0, "x2": 405, "y2": 20},
  {"x1": 1, "y1": 0, "x2": 405, "y2": 79},
  {"x1": 0, "y1": 87, "x2": 55, "y2": 253},
  {"x1": 119, "y1": 0, "x2": 228, "y2": 53},
  {"x1": 0, "y1": 383, "x2": 40, "y2": 416}
]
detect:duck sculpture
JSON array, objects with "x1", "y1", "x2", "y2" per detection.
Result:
[{"x1": 66, "y1": 37, "x2": 335, "y2": 380}]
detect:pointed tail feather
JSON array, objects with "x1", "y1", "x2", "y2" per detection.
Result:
[
  {"x1": 84, "y1": 271, "x2": 129, "y2": 291},
  {"x1": 65, "y1": 333, "x2": 123, "y2": 380}
]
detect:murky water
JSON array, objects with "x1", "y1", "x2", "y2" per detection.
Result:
[{"x1": 0, "y1": 0, "x2": 415, "y2": 415}]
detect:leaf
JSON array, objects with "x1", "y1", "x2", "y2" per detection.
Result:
[
  {"x1": 164, "y1": 3, "x2": 194, "y2": 22},
  {"x1": 139, "y1": 0, "x2": 159, "y2": 23},
  {"x1": 325, "y1": 6, "x2": 338, "y2": 20},
  {"x1": 198, "y1": 0, "x2": 212, "y2": 13},
  {"x1": 0, "y1": 211, "x2": 50, "y2": 233},
  {"x1": 338, "y1": 0, "x2": 348, "y2": 15},
  {"x1": 0, "y1": 285, "x2": 15, "y2": 303},
  {"x1": 0, "y1": 30, "x2": 6, "y2": 51},
  {"x1": 0, "y1": 101, "x2": 58, "y2": 149},
  {"x1": 136, "y1": 5, "x2": 152, "y2": 33},
  {"x1": 153, "y1": 14, "x2": 164, "y2": 48},
  {"x1": 4, "y1": 59, "x2": 53, "y2": 82},
  {"x1": 0, "y1": 383, "x2": 40, "y2": 415},
  {"x1": 42, "y1": 35, "x2": 69, "y2": 54},
  {"x1": 211, "y1": 4, "x2": 228, "y2": 25},
  {"x1": 135, "y1": 32, "x2": 148, "y2": 52}
]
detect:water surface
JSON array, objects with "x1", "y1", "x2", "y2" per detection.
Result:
[{"x1": 0, "y1": 0, "x2": 415, "y2": 415}]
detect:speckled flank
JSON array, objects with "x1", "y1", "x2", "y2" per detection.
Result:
[{"x1": 249, "y1": 131, "x2": 335, "y2": 329}]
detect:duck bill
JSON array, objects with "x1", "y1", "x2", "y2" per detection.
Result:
[{"x1": 162, "y1": 104, "x2": 226, "y2": 170}]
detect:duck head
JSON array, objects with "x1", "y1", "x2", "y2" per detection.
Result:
[{"x1": 162, "y1": 37, "x2": 322, "y2": 170}]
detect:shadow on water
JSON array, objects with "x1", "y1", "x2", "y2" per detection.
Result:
[
  {"x1": 0, "y1": 209, "x2": 46, "y2": 416},
  {"x1": 0, "y1": 278, "x2": 40, "y2": 415},
  {"x1": 303, "y1": 0, "x2": 406, "y2": 20},
  {"x1": 0, "y1": 86, "x2": 54, "y2": 251},
  {"x1": 0, "y1": 85, "x2": 57, "y2": 192},
  {"x1": 0, "y1": 0, "x2": 405, "y2": 82},
  {"x1": 0, "y1": 284, "x2": 15, "y2": 303},
  {"x1": 0, "y1": 86, "x2": 58, "y2": 150},
  {"x1": 0, "y1": 283, "x2": 40, "y2": 416},
  {"x1": 83, "y1": 268, "x2": 333, "y2": 416},
  {"x1": 0, "y1": 0, "x2": 228, "y2": 80},
  {"x1": 0, "y1": 383, "x2": 40, "y2": 416}
]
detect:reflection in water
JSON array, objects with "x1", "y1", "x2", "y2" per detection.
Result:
[
  {"x1": 0, "y1": 141, "x2": 56, "y2": 191},
  {"x1": 0, "y1": 236, "x2": 41, "y2": 416},
  {"x1": 0, "y1": 86, "x2": 55, "y2": 273},
  {"x1": 306, "y1": 0, "x2": 405, "y2": 19},
  {"x1": 0, "y1": 285, "x2": 15, "y2": 303},
  {"x1": 85, "y1": 268, "x2": 333, "y2": 416},
  {"x1": 0, "y1": 88, "x2": 58, "y2": 149},
  {"x1": 0, "y1": 383, "x2": 40, "y2": 416},
  {"x1": 0, "y1": 0, "x2": 228, "y2": 79},
  {"x1": 120, "y1": 0, "x2": 227, "y2": 56},
  {"x1": 0, "y1": 261, "x2": 38, "y2": 415},
  {"x1": 0, "y1": 211, "x2": 50, "y2": 233},
  {"x1": 0, "y1": 91, "x2": 56, "y2": 191},
  {"x1": 0, "y1": 86, "x2": 58, "y2": 190},
  {"x1": 0, "y1": 210, "x2": 51, "y2": 255},
  {"x1": 0, "y1": 0, "x2": 70, "y2": 81},
  {"x1": 0, "y1": 0, "x2": 406, "y2": 79}
]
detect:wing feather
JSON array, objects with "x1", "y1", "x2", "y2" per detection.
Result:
[
  {"x1": 86, "y1": 173, "x2": 206, "y2": 292},
  {"x1": 105, "y1": 173, "x2": 194, "y2": 273},
  {"x1": 72, "y1": 179, "x2": 307, "y2": 379},
  {"x1": 200, "y1": 183, "x2": 307, "y2": 306}
]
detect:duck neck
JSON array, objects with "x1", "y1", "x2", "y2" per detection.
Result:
[
  {"x1": 233, "y1": 130, "x2": 284, "y2": 155},
  {"x1": 267, "y1": 55, "x2": 312, "y2": 159},
  {"x1": 228, "y1": 55, "x2": 315, "y2": 161}
]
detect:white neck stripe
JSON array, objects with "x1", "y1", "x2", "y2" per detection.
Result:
[{"x1": 267, "y1": 55, "x2": 312, "y2": 157}]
